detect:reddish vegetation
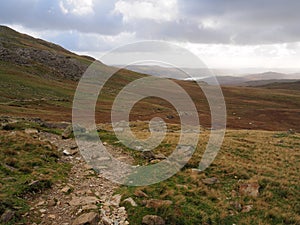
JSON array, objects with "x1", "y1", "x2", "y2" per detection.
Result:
[{"x1": 3, "y1": 79, "x2": 298, "y2": 132}]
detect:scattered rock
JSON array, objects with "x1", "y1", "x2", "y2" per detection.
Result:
[
  {"x1": 62, "y1": 125, "x2": 73, "y2": 139},
  {"x1": 48, "y1": 199, "x2": 57, "y2": 207},
  {"x1": 134, "y1": 190, "x2": 149, "y2": 198},
  {"x1": 48, "y1": 214, "x2": 56, "y2": 219},
  {"x1": 166, "y1": 115, "x2": 174, "y2": 119},
  {"x1": 231, "y1": 190, "x2": 237, "y2": 198},
  {"x1": 39, "y1": 209, "x2": 47, "y2": 214},
  {"x1": 142, "y1": 150, "x2": 156, "y2": 160},
  {"x1": 25, "y1": 128, "x2": 39, "y2": 135},
  {"x1": 150, "y1": 159, "x2": 161, "y2": 164},
  {"x1": 176, "y1": 184, "x2": 188, "y2": 190},
  {"x1": 84, "y1": 164, "x2": 93, "y2": 170},
  {"x1": 0, "y1": 210, "x2": 15, "y2": 223},
  {"x1": 239, "y1": 182, "x2": 260, "y2": 197},
  {"x1": 242, "y1": 205, "x2": 253, "y2": 213},
  {"x1": 72, "y1": 212, "x2": 100, "y2": 225},
  {"x1": 63, "y1": 149, "x2": 78, "y2": 156},
  {"x1": 36, "y1": 200, "x2": 45, "y2": 206},
  {"x1": 102, "y1": 216, "x2": 112, "y2": 225},
  {"x1": 82, "y1": 205, "x2": 98, "y2": 211},
  {"x1": 144, "y1": 199, "x2": 172, "y2": 209},
  {"x1": 123, "y1": 197, "x2": 137, "y2": 207},
  {"x1": 61, "y1": 186, "x2": 72, "y2": 194},
  {"x1": 110, "y1": 194, "x2": 122, "y2": 207},
  {"x1": 190, "y1": 168, "x2": 200, "y2": 175},
  {"x1": 202, "y1": 177, "x2": 219, "y2": 185},
  {"x1": 154, "y1": 153, "x2": 166, "y2": 160},
  {"x1": 96, "y1": 156, "x2": 111, "y2": 162},
  {"x1": 288, "y1": 129, "x2": 296, "y2": 135},
  {"x1": 69, "y1": 196, "x2": 99, "y2": 206},
  {"x1": 142, "y1": 215, "x2": 165, "y2": 225},
  {"x1": 231, "y1": 201, "x2": 242, "y2": 211}
]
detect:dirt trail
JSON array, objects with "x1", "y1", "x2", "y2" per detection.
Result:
[{"x1": 26, "y1": 131, "x2": 132, "y2": 225}]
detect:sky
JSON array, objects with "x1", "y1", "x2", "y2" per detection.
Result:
[{"x1": 1, "y1": 0, "x2": 300, "y2": 70}]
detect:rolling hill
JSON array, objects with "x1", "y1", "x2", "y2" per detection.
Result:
[{"x1": 0, "y1": 25, "x2": 299, "y2": 131}]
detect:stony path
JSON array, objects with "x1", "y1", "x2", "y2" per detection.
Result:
[{"x1": 26, "y1": 132, "x2": 132, "y2": 225}]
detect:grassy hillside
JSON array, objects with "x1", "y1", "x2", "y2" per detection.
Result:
[
  {"x1": 99, "y1": 122, "x2": 300, "y2": 225},
  {"x1": 0, "y1": 123, "x2": 71, "y2": 224}
]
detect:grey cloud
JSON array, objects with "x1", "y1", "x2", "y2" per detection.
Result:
[
  {"x1": 0, "y1": 0, "x2": 123, "y2": 35},
  {"x1": 0, "y1": 0, "x2": 299, "y2": 47}
]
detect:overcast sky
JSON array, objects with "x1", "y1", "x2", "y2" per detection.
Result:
[{"x1": 1, "y1": 0, "x2": 300, "y2": 69}]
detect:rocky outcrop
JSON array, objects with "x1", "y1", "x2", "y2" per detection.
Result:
[{"x1": 0, "y1": 25, "x2": 93, "y2": 81}]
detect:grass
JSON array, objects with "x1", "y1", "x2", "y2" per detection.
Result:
[
  {"x1": 112, "y1": 123, "x2": 300, "y2": 225},
  {"x1": 0, "y1": 130, "x2": 71, "y2": 224}
]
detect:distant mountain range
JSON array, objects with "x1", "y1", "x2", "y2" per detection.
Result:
[{"x1": 121, "y1": 65, "x2": 300, "y2": 86}]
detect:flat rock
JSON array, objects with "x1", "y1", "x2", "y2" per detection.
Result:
[
  {"x1": 202, "y1": 177, "x2": 219, "y2": 185},
  {"x1": 72, "y1": 212, "x2": 100, "y2": 225},
  {"x1": 142, "y1": 215, "x2": 165, "y2": 225}
]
